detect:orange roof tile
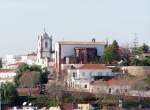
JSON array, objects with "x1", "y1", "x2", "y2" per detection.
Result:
[
  {"x1": 0, "y1": 69, "x2": 16, "y2": 73},
  {"x1": 107, "y1": 79, "x2": 135, "y2": 86},
  {"x1": 0, "y1": 78, "x2": 14, "y2": 80},
  {"x1": 79, "y1": 64, "x2": 108, "y2": 70}
]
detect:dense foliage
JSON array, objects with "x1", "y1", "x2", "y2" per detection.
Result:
[
  {"x1": 14, "y1": 64, "x2": 49, "y2": 87},
  {"x1": 102, "y1": 40, "x2": 120, "y2": 64},
  {"x1": 0, "y1": 83, "x2": 18, "y2": 105}
]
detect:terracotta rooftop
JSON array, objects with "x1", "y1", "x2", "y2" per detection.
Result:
[
  {"x1": 107, "y1": 79, "x2": 135, "y2": 86},
  {"x1": 61, "y1": 103, "x2": 77, "y2": 110},
  {"x1": 0, "y1": 69, "x2": 16, "y2": 73},
  {"x1": 91, "y1": 80, "x2": 108, "y2": 85},
  {"x1": 8, "y1": 62, "x2": 24, "y2": 66},
  {"x1": 92, "y1": 79, "x2": 136, "y2": 86},
  {"x1": 0, "y1": 78, "x2": 14, "y2": 80},
  {"x1": 79, "y1": 64, "x2": 109, "y2": 70},
  {"x1": 57, "y1": 41, "x2": 105, "y2": 45}
]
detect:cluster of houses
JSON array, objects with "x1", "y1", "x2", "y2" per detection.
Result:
[
  {"x1": 11, "y1": 103, "x2": 95, "y2": 110},
  {"x1": 0, "y1": 30, "x2": 150, "y2": 99}
]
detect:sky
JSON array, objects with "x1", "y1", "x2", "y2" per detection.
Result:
[{"x1": 0, "y1": 0, "x2": 150, "y2": 56}]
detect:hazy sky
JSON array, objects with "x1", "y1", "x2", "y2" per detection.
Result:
[{"x1": 0, "y1": 0, "x2": 150, "y2": 56}]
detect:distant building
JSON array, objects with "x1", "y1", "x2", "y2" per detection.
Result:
[
  {"x1": 0, "y1": 69, "x2": 16, "y2": 84},
  {"x1": 21, "y1": 52, "x2": 37, "y2": 65},
  {"x1": 90, "y1": 79, "x2": 135, "y2": 95},
  {"x1": 74, "y1": 103, "x2": 94, "y2": 110},
  {"x1": 55, "y1": 39, "x2": 105, "y2": 73},
  {"x1": 67, "y1": 64, "x2": 114, "y2": 80}
]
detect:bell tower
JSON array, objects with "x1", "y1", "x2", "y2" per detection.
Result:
[{"x1": 37, "y1": 29, "x2": 52, "y2": 61}]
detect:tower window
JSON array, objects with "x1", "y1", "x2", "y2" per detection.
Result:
[{"x1": 45, "y1": 42, "x2": 48, "y2": 48}]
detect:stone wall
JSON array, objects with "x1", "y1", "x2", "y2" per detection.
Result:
[{"x1": 122, "y1": 66, "x2": 150, "y2": 76}]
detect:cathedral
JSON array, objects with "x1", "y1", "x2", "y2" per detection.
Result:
[{"x1": 37, "y1": 30, "x2": 53, "y2": 68}]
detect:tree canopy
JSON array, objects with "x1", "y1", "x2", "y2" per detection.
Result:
[
  {"x1": 0, "y1": 83, "x2": 18, "y2": 105},
  {"x1": 102, "y1": 40, "x2": 121, "y2": 64},
  {"x1": 138, "y1": 43, "x2": 149, "y2": 53},
  {"x1": 14, "y1": 64, "x2": 49, "y2": 87}
]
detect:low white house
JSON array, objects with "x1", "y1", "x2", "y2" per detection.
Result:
[
  {"x1": 67, "y1": 64, "x2": 114, "y2": 80},
  {"x1": 90, "y1": 79, "x2": 135, "y2": 95},
  {"x1": 66, "y1": 64, "x2": 114, "y2": 91},
  {"x1": 0, "y1": 69, "x2": 16, "y2": 83}
]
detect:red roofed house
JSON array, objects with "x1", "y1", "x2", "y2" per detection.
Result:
[
  {"x1": 0, "y1": 69, "x2": 16, "y2": 84},
  {"x1": 90, "y1": 79, "x2": 136, "y2": 95},
  {"x1": 66, "y1": 64, "x2": 114, "y2": 91}
]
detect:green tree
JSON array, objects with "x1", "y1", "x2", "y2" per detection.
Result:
[
  {"x1": 139, "y1": 43, "x2": 149, "y2": 53},
  {"x1": 102, "y1": 45, "x2": 113, "y2": 64},
  {"x1": 102, "y1": 40, "x2": 120, "y2": 64},
  {"x1": 15, "y1": 63, "x2": 30, "y2": 86},
  {"x1": 19, "y1": 71, "x2": 40, "y2": 102},
  {"x1": 111, "y1": 40, "x2": 120, "y2": 60},
  {"x1": 0, "y1": 83, "x2": 18, "y2": 105},
  {"x1": 15, "y1": 64, "x2": 49, "y2": 86},
  {"x1": 144, "y1": 76, "x2": 150, "y2": 86},
  {"x1": 142, "y1": 58, "x2": 150, "y2": 66},
  {"x1": 130, "y1": 58, "x2": 143, "y2": 66},
  {"x1": 0, "y1": 58, "x2": 2, "y2": 68}
]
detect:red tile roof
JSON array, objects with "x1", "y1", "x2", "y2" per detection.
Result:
[
  {"x1": 0, "y1": 69, "x2": 16, "y2": 73},
  {"x1": 61, "y1": 103, "x2": 77, "y2": 110},
  {"x1": 79, "y1": 64, "x2": 109, "y2": 70},
  {"x1": 8, "y1": 62, "x2": 24, "y2": 66},
  {"x1": 107, "y1": 79, "x2": 135, "y2": 86},
  {"x1": 92, "y1": 79, "x2": 136, "y2": 86},
  {"x1": 0, "y1": 78, "x2": 14, "y2": 80}
]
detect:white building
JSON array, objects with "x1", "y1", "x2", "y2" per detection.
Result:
[
  {"x1": 66, "y1": 64, "x2": 114, "y2": 91},
  {"x1": 90, "y1": 79, "x2": 135, "y2": 95},
  {"x1": 2, "y1": 55, "x2": 22, "y2": 68},
  {"x1": 55, "y1": 40, "x2": 105, "y2": 73},
  {"x1": 67, "y1": 64, "x2": 114, "y2": 80},
  {"x1": 21, "y1": 52, "x2": 37, "y2": 65},
  {"x1": 0, "y1": 69, "x2": 16, "y2": 84}
]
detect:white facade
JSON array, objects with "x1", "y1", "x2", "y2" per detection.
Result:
[
  {"x1": 67, "y1": 69, "x2": 113, "y2": 80},
  {"x1": 55, "y1": 41, "x2": 105, "y2": 72},
  {"x1": 21, "y1": 53, "x2": 37, "y2": 65},
  {"x1": 66, "y1": 64, "x2": 114, "y2": 91}
]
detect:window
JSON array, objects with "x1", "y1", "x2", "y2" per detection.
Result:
[
  {"x1": 73, "y1": 72, "x2": 76, "y2": 78},
  {"x1": 116, "y1": 89, "x2": 119, "y2": 93},
  {"x1": 84, "y1": 84, "x2": 87, "y2": 88},
  {"x1": 45, "y1": 42, "x2": 48, "y2": 48},
  {"x1": 82, "y1": 72, "x2": 85, "y2": 77},
  {"x1": 109, "y1": 88, "x2": 111, "y2": 94}
]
